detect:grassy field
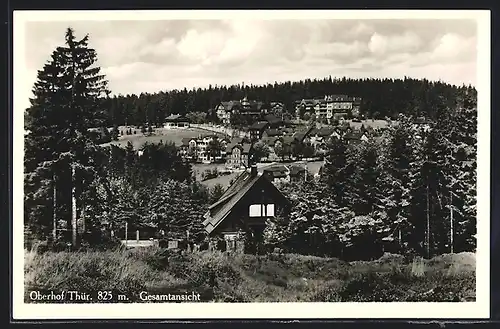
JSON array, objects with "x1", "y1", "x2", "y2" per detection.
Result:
[
  {"x1": 25, "y1": 247, "x2": 475, "y2": 303},
  {"x1": 102, "y1": 127, "x2": 228, "y2": 149}
]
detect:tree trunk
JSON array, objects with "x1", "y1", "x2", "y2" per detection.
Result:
[
  {"x1": 450, "y1": 191, "x2": 454, "y2": 254},
  {"x1": 71, "y1": 163, "x2": 78, "y2": 247},
  {"x1": 426, "y1": 183, "x2": 430, "y2": 259},
  {"x1": 52, "y1": 171, "x2": 57, "y2": 241},
  {"x1": 81, "y1": 199, "x2": 85, "y2": 233}
]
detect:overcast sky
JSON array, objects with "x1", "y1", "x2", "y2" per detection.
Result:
[{"x1": 23, "y1": 18, "x2": 477, "y2": 104}]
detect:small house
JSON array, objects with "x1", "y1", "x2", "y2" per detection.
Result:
[
  {"x1": 263, "y1": 114, "x2": 283, "y2": 129},
  {"x1": 249, "y1": 121, "x2": 269, "y2": 141},
  {"x1": 344, "y1": 131, "x2": 369, "y2": 145},
  {"x1": 203, "y1": 165, "x2": 291, "y2": 253},
  {"x1": 262, "y1": 165, "x2": 290, "y2": 184},
  {"x1": 164, "y1": 114, "x2": 190, "y2": 129},
  {"x1": 263, "y1": 128, "x2": 282, "y2": 138}
]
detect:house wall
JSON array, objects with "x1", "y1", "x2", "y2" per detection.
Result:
[{"x1": 212, "y1": 179, "x2": 289, "y2": 238}]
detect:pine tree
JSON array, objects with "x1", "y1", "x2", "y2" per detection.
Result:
[
  {"x1": 321, "y1": 137, "x2": 351, "y2": 206},
  {"x1": 24, "y1": 27, "x2": 109, "y2": 244}
]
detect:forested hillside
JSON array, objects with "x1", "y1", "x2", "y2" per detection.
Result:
[{"x1": 100, "y1": 77, "x2": 475, "y2": 127}]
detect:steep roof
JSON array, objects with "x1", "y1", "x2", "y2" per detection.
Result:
[
  {"x1": 324, "y1": 95, "x2": 351, "y2": 102},
  {"x1": 281, "y1": 135, "x2": 296, "y2": 145},
  {"x1": 264, "y1": 129, "x2": 282, "y2": 137},
  {"x1": 203, "y1": 170, "x2": 290, "y2": 234},
  {"x1": 261, "y1": 136, "x2": 279, "y2": 146},
  {"x1": 226, "y1": 143, "x2": 240, "y2": 152},
  {"x1": 220, "y1": 101, "x2": 241, "y2": 112},
  {"x1": 344, "y1": 131, "x2": 364, "y2": 140},
  {"x1": 165, "y1": 114, "x2": 189, "y2": 122},
  {"x1": 263, "y1": 114, "x2": 282, "y2": 125},
  {"x1": 315, "y1": 127, "x2": 335, "y2": 137},
  {"x1": 249, "y1": 121, "x2": 269, "y2": 131},
  {"x1": 241, "y1": 143, "x2": 252, "y2": 154},
  {"x1": 264, "y1": 170, "x2": 288, "y2": 179},
  {"x1": 263, "y1": 165, "x2": 288, "y2": 173}
]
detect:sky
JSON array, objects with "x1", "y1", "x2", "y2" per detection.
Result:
[{"x1": 21, "y1": 17, "x2": 478, "y2": 108}]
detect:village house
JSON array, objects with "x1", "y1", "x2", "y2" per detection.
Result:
[
  {"x1": 216, "y1": 101, "x2": 240, "y2": 125},
  {"x1": 263, "y1": 114, "x2": 283, "y2": 129},
  {"x1": 262, "y1": 164, "x2": 307, "y2": 184},
  {"x1": 164, "y1": 114, "x2": 190, "y2": 129},
  {"x1": 248, "y1": 121, "x2": 269, "y2": 141},
  {"x1": 413, "y1": 116, "x2": 432, "y2": 133},
  {"x1": 178, "y1": 137, "x2": 198, "y2": 161},
  {"x1": 262, "y1": 128, "x2": 283, "y2": 138},
  {"x1": 308, "y1": 127, "x2": 335, "y2": 151},
  {"x1": 225, "y1": 140, "x2": 253, "y2": 169},
  {"x1": 203, "y1": 165, "x2": 291, "y2": 253},
  {"x1": 262, "y1": 165, "x2": 290, "y2": 184},
  {"x1": 215, "y1": 97, "x2": 271, "y2": 126},
  {"x1": 344, "y1": 131, "x2": 369, "y2": 145},
  {"x1": 291, "y1": 126, "x2": 314, "y2": 144},
  {"x1": 178, "y1": 134, "x2": 228, "y2": 163},
  {"x1": 269, "y1": 102, "x2": 285, "y2": 116},
  {"x1": 295, "y1": 95, "x2": 362, "y2": 121},
  {"x1": 294, "y1": 99, "x2": 316, "y2": 120}
]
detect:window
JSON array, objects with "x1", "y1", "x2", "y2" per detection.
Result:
[
  {"x1": 266, "y1": 204, "x2": 275, "y2": 217},
  {"x1": 249, "y1": 204, "x2": 275, "y2": 217}
]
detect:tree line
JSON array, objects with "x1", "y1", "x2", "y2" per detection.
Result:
[{"x1": 99, "y1": 75, "x2": 473, "y2": 128}]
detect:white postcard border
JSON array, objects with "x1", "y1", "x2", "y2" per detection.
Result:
[{"x1": 12, "y1": 9, "x2": 491, "y2": 320}]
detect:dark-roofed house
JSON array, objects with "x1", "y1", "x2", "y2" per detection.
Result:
[
  {"x1": 203, "y1": 165, "x2": 291, "y2": 253},
  {"x1": 164, "y1": 114, "x2": 190, "y2": 129},
  {"x1": 249, "y1": 121, "x2": 269, "y2": 141},
  {"x1": 344, "y1": 131, "x2": 369, "y2": 145},
  {"x1": 262, "y1": 165, "x2": 290, "y2": 184},
  {"x1": 262, "y1": 128, "x2": 282, "y2": 138},
  {"x1": 178, "y1": 137, "x2": 198, "y2": 161},
  {"x1": 226, "y1": 142, "x2": 253, "y2": 169},
  {"x1": 216, "y1": 101, "x2": 242, "y2": 125},
  {"x1": 270, "y1": 102, "x2": 285, "y2": 116},
  {"x1": 263, "y1": 114, "x2": 283, "y2": 129}
]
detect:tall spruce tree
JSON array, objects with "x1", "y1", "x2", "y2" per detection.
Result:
[{"x1": 24, "y1": 27, "x2": 109, "y2": 244}]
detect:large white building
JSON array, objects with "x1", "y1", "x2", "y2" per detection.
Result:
[{"x1": 295, "y1": 95, "x2": 362, "y2": 121}]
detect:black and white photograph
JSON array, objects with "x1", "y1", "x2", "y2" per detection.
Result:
[{"x1": 13, "y1": 10, "x2": 490, "y2": 320}]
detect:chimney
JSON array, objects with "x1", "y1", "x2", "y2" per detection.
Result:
[{"x1": 250, "y1": 164, "x2": 258, "y2": 177}]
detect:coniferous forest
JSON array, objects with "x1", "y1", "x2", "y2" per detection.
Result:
[
  {"x1": 24, "y1": 28, "x2": 477, "y2": 261},
  {"x1": 99, "y1": 74, "x2": 472, "y2": 127}
]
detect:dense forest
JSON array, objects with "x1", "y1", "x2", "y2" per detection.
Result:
[
  {"x1": 24, "y1": 28, "x2": 477, "y2": 260},
  {"x1": 99, "y1": 76, "x2": 474, "y2": 128}
]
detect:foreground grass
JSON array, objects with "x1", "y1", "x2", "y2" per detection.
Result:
[{"x1": 24, "y1": 247, "x2": 476, "y2": 303}]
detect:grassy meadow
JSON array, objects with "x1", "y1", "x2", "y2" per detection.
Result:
[
  {"x1": 24, "y1": 246, "x2": 476, "y2": 303},
  {"x1": 101, "y1": 126, "x2": 228, "y2": 149}
]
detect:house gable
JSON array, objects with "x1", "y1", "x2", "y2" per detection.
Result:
[{"x1": 203, "y1": 171, "x2": 290, "y2": 235}]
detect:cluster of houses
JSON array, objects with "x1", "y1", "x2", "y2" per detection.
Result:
[
  {"x1": 178, "y1": 115, "x2": 372, "y2": 167},
  {"x1": 213, "y1": 95, "x2": 362, "y2": 126}
]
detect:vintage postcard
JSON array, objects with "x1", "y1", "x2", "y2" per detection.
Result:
[{"x1": 12, "y1": 9, "x2": 490, "y2": 320}]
